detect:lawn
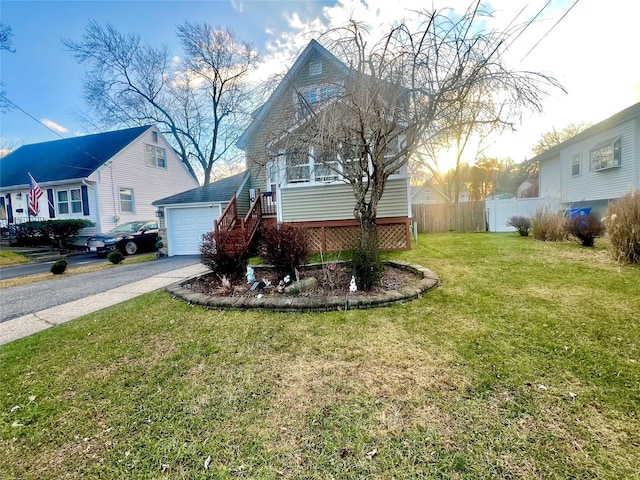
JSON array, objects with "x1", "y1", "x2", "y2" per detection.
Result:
[{"x1": 1, "y1": 233, "x2": 638, "y2": 479}]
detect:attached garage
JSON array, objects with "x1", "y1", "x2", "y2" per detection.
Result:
[
  {"x1": 166, "y1": 205, "x2": 220, "y2": 256},
  {"x1": 153, "y1": 171, "x2": 250, "y2": 256}
]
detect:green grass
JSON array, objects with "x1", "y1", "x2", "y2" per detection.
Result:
[
  {"x1": 0, "y1": 250, "x2": 30, "y2": 266},
  {"x1": 1, "y1": 233, "x2": 638, "y2": 479}
]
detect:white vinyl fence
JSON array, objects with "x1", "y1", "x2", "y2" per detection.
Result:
[{"x1": 485, "y1": 197, "x2": 562, "y2": 232}]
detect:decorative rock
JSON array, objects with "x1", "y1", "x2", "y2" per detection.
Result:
[{"x1": 284, "y1": 276, "x2": 318, "y2": 295}]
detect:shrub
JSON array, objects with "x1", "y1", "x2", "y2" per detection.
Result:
[
  {"x1": 107, "y1": 251, "x2": 124, "y2": 264},
  {"x1": 506, "y1": 215, "x2": 531, "y2": 236},
  {"x1": 603, "y1": 190, "x2": 640, "y2": 263},
  {"x1": 258, "y1": 222, "x2": 309, "y2": 278},
  {"x1": 531, "y1": 207, "x2": 567, "y2": 241},
  {"x1": 200, "y1": 230, "x2": 251, "y2": 276},
  {"x1": 50, "y1": 259, "x2": 67, "y2": 275},
  {"x1": 565, "y1": 212, "x2": 605, "y2": 247},
  {"x1": 10, "y1": 219, "x2": 94, "y2": 247}
]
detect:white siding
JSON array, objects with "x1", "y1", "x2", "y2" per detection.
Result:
[
  {"x1": 90, "y1": 127, "x2": 199, "y2": 232},
  {"x1": 560, "y1": 119, "x2": 637, "y2": 203},
  {"x1": 539, "y1": 153, "x2": 562, "y2": 198}
]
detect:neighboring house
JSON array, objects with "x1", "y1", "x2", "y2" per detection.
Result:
[
  {"x1": 411, "y1": 183, "x2": 450, "y2": 205},
  {"x1": 156, "y1": 39, "x2": 412, "y2": 256},
  {"x1": 0, "y1": 126, "x2": 199, "y2": 243},
  {"x1": 536, "y1": 102, "x2": 640, "y2": 217}
]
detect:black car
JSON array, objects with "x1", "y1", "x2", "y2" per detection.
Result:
[{"x1": 86, "y1": 220, "x2": 158, "y2": 256}]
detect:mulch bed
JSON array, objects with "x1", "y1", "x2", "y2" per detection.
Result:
[{"x1": 184, "y1": 263, "x2": 420, "y2": 298}]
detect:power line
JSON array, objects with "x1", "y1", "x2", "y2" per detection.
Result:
[
  {"x1": 521, "y1": 0, "x2": 581, "y2": 61},
  {"x1": 0, "y1": 93, "x2": 68, "y2": 140}
]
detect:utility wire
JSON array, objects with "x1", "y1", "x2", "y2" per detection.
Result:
[
  {"x1": 0, "y1": 93, "x2": 67, "y2": 140},
  {"x1": 521, "y1": 0, "x2": 581, "y2": 61}
]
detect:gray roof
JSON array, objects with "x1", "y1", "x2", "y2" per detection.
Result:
[
  {"x1": 1, "y1": 126, "x2": 151, "y2": 188},
  {"x1": 534, "y1": 101, "x2": 640, "y2": 162},
  {"x1": 153, "y1": 171, "x2": 249, "y2": 206}
]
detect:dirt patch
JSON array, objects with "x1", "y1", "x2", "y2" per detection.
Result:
[{"x1": 183, "y1": 263, "x2": 420, "y2": 299}]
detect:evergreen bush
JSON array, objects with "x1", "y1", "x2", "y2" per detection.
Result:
[
  {"x1": 107, "y1": 251, "x2": 124, "y2": 264},
  {"x1": 50, "y1": 259, "x2": 67, "y2": 275}
]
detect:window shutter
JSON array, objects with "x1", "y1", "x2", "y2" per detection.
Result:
[
  {"x1": 5, "y1": 194, "x2": 13, "y2": 224},
  {"x1": 47, "y1": 189, "x2": 55, "y2": 218},
  {"x1": 81, "y1": 185, "x2": 90, "y2": 215}
]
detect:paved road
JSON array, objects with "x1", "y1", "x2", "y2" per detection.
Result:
[{"x1": 0, "y1": 255, "x2": 201, "y2": 323}]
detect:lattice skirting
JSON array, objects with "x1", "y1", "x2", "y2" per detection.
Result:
[{"x1": 296, "y1": 218, "x2": 410, "y2": 253}]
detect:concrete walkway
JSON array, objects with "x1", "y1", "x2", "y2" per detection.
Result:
[{"x1": 0, "y1": 263, "x2": 209, "y2": 346}]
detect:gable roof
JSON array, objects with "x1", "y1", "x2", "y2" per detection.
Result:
[
  {"x1": 0, "y1": 125, "x2": 152, "y2": 188},
  {"x1": 153, "y1": 170, "x2": 249, "y2": 206},
  {"x1": 534, "y1": 101, "x2": 640, "y2": 163},
  {"x1": 236, "y1": 39, "x2": 348, "y2": 150}
]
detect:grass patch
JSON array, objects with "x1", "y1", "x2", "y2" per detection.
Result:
[
  {"x1": 1, "y1": 234, "x2": 638, "y2": 478},
  {"x1": 0, "y1": 250, "x2": 30, "y2": 266},
  {"x1": 0, "y1": 253, "x2": 157, "y2": 289}
]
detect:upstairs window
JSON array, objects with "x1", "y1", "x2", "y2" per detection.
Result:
[
  {"x1": 571, "y1": 153, "x2": 581, "y2": 176},
  {"x1": 309, "y1": 61, "x2": 322, "y2": 76},
  {"x1": 146, "y1": 145, "x2": 166, "y2": 168},
  {"x1": 294, "y1": 84, "x2": 340, "y2": 121},
  {"x1": 590, "y1": 136, "x2": 621, "y2": 171}
]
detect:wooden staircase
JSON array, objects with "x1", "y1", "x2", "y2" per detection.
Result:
[{"x1": 214, "y1": 189, "x2": 272, "y2": 254}]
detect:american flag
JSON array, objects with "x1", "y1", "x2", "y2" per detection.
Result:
[{"x1": 28, "y1": 173, "x2": 43, "y2": 216}]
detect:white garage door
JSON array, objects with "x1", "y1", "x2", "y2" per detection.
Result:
[{"x1": 167, "y1": 206, "x2": 221, "y2": 256}]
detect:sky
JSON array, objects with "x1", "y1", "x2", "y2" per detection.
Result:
[{"x1": 1, "y1": 0, "x2": 640, "y2": 171}]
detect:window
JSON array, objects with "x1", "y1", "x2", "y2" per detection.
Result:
[
  {"x1": 152, "y1": 131, "x2": 158, "y2": 143},
  {"x1": 572, "y1": 153, "x2": 581, "y2": 176},
  {"x1": 146, "y1": 145, "x2": 166, "y2": 168},
  {"x1": 590, "y1": 136, "x2": 621, "y2": 171},
  {"x1": 120, "y1": 188, "x2": 134, "y2": 212},
  {"x1": 294, "y1": 84, "x2": 340, "y2": 121},
  {"x1": 57, "y1": 188, "x2": 82, "y2": 215},
  {"x1": 313, "y1": 146, "x2": 340, "y2": 182},
  {"x1": 285, "y1": 149, "x2": 311, "y2": 183},
  {"x1": 309, "y1": 61, "x2": 322, "y2": 76}
]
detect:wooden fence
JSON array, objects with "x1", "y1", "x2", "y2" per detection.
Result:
[{"x1": 412, "y1": 201, "x2": 487, "y2": 233}]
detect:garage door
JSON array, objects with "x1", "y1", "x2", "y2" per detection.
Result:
[{"x1": 167, "y1": 206, "x2": 221, "y2": 256}]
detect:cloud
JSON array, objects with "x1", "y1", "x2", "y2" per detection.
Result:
[
  {"x1": 230, "y1": 0, "x2": 244, "y2": 13},
  {"x1": 41, "y1": 119, "x2": 68, "y2": 134}
]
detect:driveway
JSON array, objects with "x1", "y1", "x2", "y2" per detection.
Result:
[{"x1": 0, "y1": 255, "x2": 201, "y2": 323}]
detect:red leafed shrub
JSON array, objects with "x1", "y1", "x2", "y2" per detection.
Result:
[
  {"x1": 565, "y1": 212, "x2": 605, "y2": 247},
  {"x1": 200, "y1": 230, "x2": 251, "y2": 276},
  {"x1": 258, "y1": 222, "x2": 309, "y2": 278}
]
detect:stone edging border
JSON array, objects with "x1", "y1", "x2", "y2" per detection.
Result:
[{"x1": 166, "y1": 261, "x2": 441, "y2": 313}]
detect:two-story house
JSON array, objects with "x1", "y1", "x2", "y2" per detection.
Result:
[
  {"x1": 537, "y1": 102, "x2": 640, "y2": 217},
  {"x1": 154, "y1": 39, "x2": 412, "y2": 256}
]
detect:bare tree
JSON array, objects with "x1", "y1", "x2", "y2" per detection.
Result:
[
  {"x1": 531, "y1": 122, "x2": 592, "y2": 156},
  {"x1": 64, "y1": 21, "x2": 258, "y2": 184},
  {"x1": 265, "y1": 3, "x2": 562, "y2": 287},
  {"x1": 0, "y1": 23, "x2": 14, "y2": 112}
]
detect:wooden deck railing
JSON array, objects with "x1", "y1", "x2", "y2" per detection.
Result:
[
  {"x1": 214, "y1": 193, "x2": 237, "y2": 234},
  {"x1": 242, "y1": 189, "x2": 263, "y2": 245}
]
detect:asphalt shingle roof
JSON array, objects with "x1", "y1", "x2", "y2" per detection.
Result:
[
  {"x1": 153, "y1": 171, "x2": 249, "y2": 206},
  {"x1": 0, "y1": 125, "x2": 151, "y2": 188}
]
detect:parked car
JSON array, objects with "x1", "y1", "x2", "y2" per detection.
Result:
[{"x1": 86, "y1": 220, "x2": 158, "y2": 256}]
